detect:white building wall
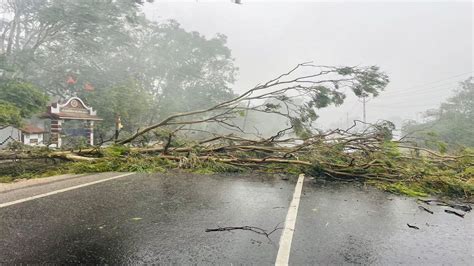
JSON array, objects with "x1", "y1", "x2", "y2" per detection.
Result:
[{"x1": 23, "y1": 133, "x2": 44, "y2": 146}]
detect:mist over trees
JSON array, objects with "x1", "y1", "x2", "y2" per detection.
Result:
[
  {"x1": 0, "y1": 0, "x2": 390, "y2": 142},
  {"x1": 402, "y1": 78, "x2": 473, "y2": 150},
  {"x1": 0, "y1": 0, "x2": 467, "y2": 149},
  {"x1": 0, "y1": 0, "x2": 236, "y2": 137},
  {"x1": 0, "y1": 1, "x2": 471, "y2": 201}
]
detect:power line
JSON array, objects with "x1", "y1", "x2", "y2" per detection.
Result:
[
  {"x1": 355, "y1": 72, "x2": 472, "y2": 120},
  {"x1": 380, "y1": 72, "x2": 474, "y2": 97},
  {"x1": 381, "y1": 82, "x2": 458, "y2": 96},
  {"x1": 383, "y1": 71, "x2": 473, "y2": 94},
  {"x1": 370, "y1": 103, "x2": 441, "y2": 109},
  {"x1": 379, "y1": 88, "x2": 453, "y2": 99},
  {"x1": 320, "y1": 72, "x2": 471, "y2": 125},
  {"x1": 381, "y1": 80, "x2": 468, "y2": 97},
  {"x1": 372, "y1": 86, "x2": 457, "y2": 105}
]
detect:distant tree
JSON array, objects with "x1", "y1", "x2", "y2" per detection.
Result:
[
  {"x1": 0, "y1": 79, "x2": 48, "y2": 126},
  {"x1": 0, "y1": 1, "x2": 238, "y2": 128},
  {"x1": 402, "y1": 77, "x2": 474, "y2": 149},
  {"x1": 82, "y1": 81, "x2": 154, "y2": 139},
  {"x1": 0, "y1": 0, "x2": 142, "y2": 95},
  {"x1": 129, "y1": 21, "x2": 237, "y2": 119},
  {"x1": 74, "y1": 19, "x2": 237, "y2": 134},
  {"x1": 0, "y1": 101, "x2": 22, "y2": 126},
  {"x1": 0, "y1": 79, "x2": 48, "y2": 117}
]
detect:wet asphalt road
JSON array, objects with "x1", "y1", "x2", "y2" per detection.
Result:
[
  {"x1": 291, "y1": 180, "x2": 473, "y2": 265},
  {"x1": 0, "y1": 172, "x2": 472, "y2": 264}
]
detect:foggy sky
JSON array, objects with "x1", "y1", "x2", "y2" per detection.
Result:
[{"x1": 142, "y1": 1, "x2": 472, "y2": 129}]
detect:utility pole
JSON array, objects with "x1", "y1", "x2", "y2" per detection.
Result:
[
  {"x1": 358, "y1": 94, "x2": 370, "y2": 127},
  {"x1": 362, "y1": 96, "x2": 367, "y2": 123},
  {"x1": 359, "y1": 93, "x2": 370, "y2": 129}
]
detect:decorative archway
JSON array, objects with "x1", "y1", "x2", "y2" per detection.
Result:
[{"x1": 41, "y1": 97, "x2": 102, "y2": 148}]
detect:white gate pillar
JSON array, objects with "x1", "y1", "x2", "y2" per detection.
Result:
[{"x1": 89, "y1": 121, "x2": 94, "y2": 145}]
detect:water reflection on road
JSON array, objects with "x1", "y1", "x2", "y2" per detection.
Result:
[
  {"x1": 291, "y1": 178, "x2": 473, "y2": 265},
  {"x1": 0, "y1": 173, "x2": 471, "y2": 264}
]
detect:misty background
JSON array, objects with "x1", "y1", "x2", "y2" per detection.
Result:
[{"x1": 143, "y1": 0, "x2": 473, "y2": 130}]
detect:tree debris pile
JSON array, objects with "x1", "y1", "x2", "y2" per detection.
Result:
[
  {"x1": 0, "y1": 63, "x2": 472, "y2": 199},
  {"x1": 1, "y1": 120, "x2": 472, "y2": 199}
]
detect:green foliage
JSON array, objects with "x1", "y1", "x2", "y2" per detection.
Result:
[
  {"x1": 382, "y1": 141, "x2": 401, "y2": 158},
  {"x1": 0, "y1": 102, "x2": 22, "y2": 126},
  {"x1": 411, "y1": 131, "x2": 448, "y2": 154},
  {"x1": 263, "y1": 163, "x2": 303, "y2": 175},
  {"x1": 142, "y1": 22, "x2": 237, "y2": 117},
  {"x1": 0, "y1": 80, "x2": 48, "y2": 124},
  {"x1": 102, "y1": 145, "x2": 131, "y2": 158},
  {"x1": 1, "y1": 142, "x2": 472, "y2": 201},
  {"x1": 376, "y1": 182, "x2": 428, "y2": 197},
  {"x1": 402, "y1": 77, "x2": 474, "y2": 149},
  {"x1": 272, "y1": 67, "x2": 388, "y2": 137},
  {"x1": 375, "y1": 145, "x2": 473, "y2": 198},
  {"x1": 68, "y1": 160, "x2": 118, "y2": 174},
  {"x1": 0, "y1": 158, "x2": 68, "y2": 182},
  {"x1": 119, "y1": 157, "x2": 175, "y2": 173},
  {"x1": 83, "y1": 81, "x2": 153, "y2": 137},
  {"x1": 376, "y1": 172, "x2": 474, "y2": 199},
  {"x1": 290, "y1": 117, "x2": 312, "y2": 138},
  {"x1": 0, "y1": 176, "x2": 14, "y2": 183},
  {"x1": 67, "y1": 156, "x2": 177, "y2": 174},
  {"x1": 421, "y1": 175, "x2": 473, "y2": 197},
  {"x1": 69, "y1": 156, "x2": 238, "y2": 175},
  {"x1": 2, "y1": 0, "x2": 142, "y2": 94},
  {"x1": 351, "y1": 66, "x2": 390, "y2": 97},
  {"x1": 1, "y1": 1, "x2": 237, "y2": 137}
]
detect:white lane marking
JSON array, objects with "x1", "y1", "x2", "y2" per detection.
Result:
[
  {"x1": 0, "y1": 173, "x2": 135, "y2": 208},
  {"x1": 275, "y1": 173, "x2": 305, "y2": 266}
]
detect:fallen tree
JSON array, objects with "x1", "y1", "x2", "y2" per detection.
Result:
[
  {"x1": 1, "y1": 119, "x2": 472, "y2": 198},
  {"x1": 0, "y1": 63, "x2": 472, "y2": 199},
  {"x1": 116, "y1": 62, "x2": 389, "y2": 144}
]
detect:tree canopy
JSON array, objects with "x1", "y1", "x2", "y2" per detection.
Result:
[
  {"x1": 0, "y1": 0, "x2": 237, "y2": 135},
  {"x1": 0, "y1": 79, "x2": 48, "y2": 126},
  {"x1": 0, "y1": 101, "x2": 22, "y2": 127},
  {"x1": 402, "y1": 77, "x2": 474, "y2": 150},
  {"x1": 0, "y1": 1, "x2": 389, "y2": 142}
]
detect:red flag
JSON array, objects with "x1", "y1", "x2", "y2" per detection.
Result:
[
  {"x1": 66, "y1": 76, "x2": 77, "y2": 85},
  {"x1": 84, "y1": 82, "x2": 94, "y2": 91}
]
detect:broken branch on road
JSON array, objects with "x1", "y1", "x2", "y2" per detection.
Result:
[
  {"x1": 407, "y1": 223, "x2": 420, "y2": 230},
  {"x1": 444, "y1": 209, "x2": 465, "y2": 218},
  {"x1": 418, "y1": 205, "x2": 434, "y2": 214},
  {"x1": 205, "y1": 225, "x2": 283, "y2": 238}
]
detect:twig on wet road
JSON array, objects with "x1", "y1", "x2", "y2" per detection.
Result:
[
  {"x1": 418, "y1": 199, "x2": 471, "y2": 212},
  {"x1": 407, "y1": 223, "x2": 419, "y2": 230},
  {"x1": 418, "y1": 205, "x2": 434, "y2": 214},
  {"x1": 205, "y1": 223, "x2": 283, "y2": 238},
  {"x1": 444, "y1": 209, "x2": 465, "y2": 218}
]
